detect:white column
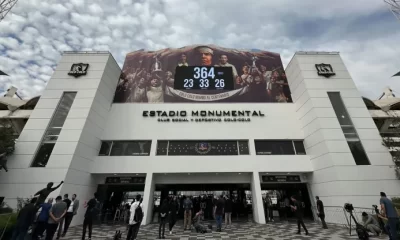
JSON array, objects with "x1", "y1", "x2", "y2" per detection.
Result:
[
  {"x1": 251, "y1": 172, "x2": 265, "y2": 224},
  {"x1": 142, "y1": 172, "x2": 155, "y2": 225}
]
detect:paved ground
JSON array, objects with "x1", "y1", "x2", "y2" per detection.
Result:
[{"x1": 63, "y1": 220, "x2": 387, "y2": 240}]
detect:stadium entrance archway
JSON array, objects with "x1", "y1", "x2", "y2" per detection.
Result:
[{"x1": 260, "y1": 182, "x2": 314, "y2": 221}]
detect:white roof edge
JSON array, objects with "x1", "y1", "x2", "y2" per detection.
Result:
[
  {"x1": 63, "y1": 51, "x2": 110, "y2": 54},
  {"x1": 295, "y1": 51, "x2": 340, "y2": 55}
]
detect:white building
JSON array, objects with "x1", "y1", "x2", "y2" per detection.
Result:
[{"x1": 0, "y1": 49, "x2": 399, "y2": 227}]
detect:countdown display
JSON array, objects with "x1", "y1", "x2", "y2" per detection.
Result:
[
  {"x1": 174, "y1": 66, "x2": 234, "y2": 90},
  {"x1": 114, "y1": 44, "x2": 292, "y2": 103}
]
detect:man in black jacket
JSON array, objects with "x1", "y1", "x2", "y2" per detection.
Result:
[
  {"x1": 11, "y1": 198, "x2": 37, "y2": 240},
  {"x1": 316, "y1": 196, "x2": 328, "y2": 229},
  {"x1": 168, "y1": 196, "x2": 180, "y2": 235},
  {"x1": 290, "y1": 195, "x2": 309, "y2": 235}
]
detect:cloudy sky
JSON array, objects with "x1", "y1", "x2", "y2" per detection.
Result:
[{"x1": 0, "y1": 0, "x2": 399, "y2": 99}]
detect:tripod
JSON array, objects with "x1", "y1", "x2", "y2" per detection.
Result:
[
  {"x1": 347, "y1": 210, "x2": 360, "y2": 236},
  {"x1": 348, "y1": 211, "x2": 356, "y2": 236},
  {"x1": 373, "y1": 205, "x2": 387, "y2": 234}
]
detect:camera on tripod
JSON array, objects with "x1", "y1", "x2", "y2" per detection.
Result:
[{"x1": 344, "y1": 203, "x2": 354, "y2": 212}]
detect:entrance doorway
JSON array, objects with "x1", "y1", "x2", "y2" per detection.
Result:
[
  {"x1": 96, "y1": 184, "x2": 145, "y2": 223},
  {"x1": 261, "y1": 183, "x2": 313, "y2": 221},
  {"x1": 153, "y1": 184, "x2": 252, "y2": 223}
]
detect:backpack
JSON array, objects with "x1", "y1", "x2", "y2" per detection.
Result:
[
  {"x1": 113, "y1": 230, "x2": 122, "y2": 240},
  {"x1": 134, "y1": 205, "x2": 143, "y2": 223},
  {"x1": 91, "y1": 200, "x2": 101, "y2": 217},
  {"x1": 355, "y1": 224, "x2": 369, "y2": 240}
]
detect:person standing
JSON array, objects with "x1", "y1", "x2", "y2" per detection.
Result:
[
  {"x1": 224, "y1": 196, "x2": 233, "y2": 228},
  {"x1": 290, "y1": 195, "x2": 309, "y2": 235},
  {"x1": 56, "y1": 194, "x2": 72, "y2": 239},
  {"x1": 82, "y1": 192, "x2": 99, "y2": 240},
  {"x1": 46, "y1": 196, "x2": 67, "y2": 240},
  {"x1": 62, "y1": 193, "x2": 79, "y2": 237},
  {"x1": 32, "y1": 198, "x2": 53, "y2": 240},
  {"x1": 127, "y1": 194, "x2": 144, "y2": 240},
  {"x1": 168, "y1": 196, "x2": 179, "y2": 235},
  {"x1": 266, "y1": 194, "x2": 274, "y2": 222},
  {"x1": 158, "y1": 199, "x2": 169, "y2": 239},
  {"x1": 182, "y1": 195, "x2": 193, "y2": 231},
  {"x1": 214, "y1": 195, "x2": 225, "y2": 232},
  {"x1": 380, "y1": 192, "x2": 399, "y2": 240},
  {"x1": 315, "y1": 196, "x2": 328, "y2": 229},
  {"x1": 11, "y1": 197, "x2": 37, "y2": 240}
]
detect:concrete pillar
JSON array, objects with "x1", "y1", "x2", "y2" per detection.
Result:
[
  {"x1": 142, "y1": 172, "x2": 155, "y2": 225},
  {"x1": 251, "y1": 172, "x2": 265, "y2": 224}
]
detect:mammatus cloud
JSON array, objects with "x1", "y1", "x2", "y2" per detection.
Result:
[{"x1": 0, "y1": 0, "x2": 399, "y2": 99}]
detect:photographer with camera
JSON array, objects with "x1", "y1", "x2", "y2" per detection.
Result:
[
  {"x1": 361, "y1": 212, "x2": 381, "y2": 236},
  {"x1": 344, "y1": 203, "x2": 369, "y2": 239}
]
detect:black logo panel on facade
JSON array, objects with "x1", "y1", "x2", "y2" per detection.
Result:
[
  {"x1": 68, "y1": 63, "x2": 89, "y2": 78},
  {"x1": 105, "y1": 177, "x2": 145, "y2": 184},
  {"x1": 315, "y1": 63, "x2": 335, "y2": 78},
  {"x1": 262, "y1": 175, "x2": 301, "y2": 183}
]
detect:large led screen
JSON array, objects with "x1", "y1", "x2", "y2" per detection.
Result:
[{"x1": 113, "y1": 44, "x2": 292, "y2": 103}]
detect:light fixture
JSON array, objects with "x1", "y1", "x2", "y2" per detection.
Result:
[
  {"x1": 136, "y1": 173, "x2": 139, "y2": 176},
  {"x1": 287, "y1": 172, "x2": 290, "y2": 174},
  {"x1": 238, "y1": 173, "x2": 242, "y2": 175},
  {"x1": 113, "y1": 174, "x2": 117, "y2": 176},
  {"x1": 266, "y1": 173, "x2": 269, "y2": 175}
]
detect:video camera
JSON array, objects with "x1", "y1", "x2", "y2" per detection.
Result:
[{"x1": 344, "y1": 203, "x2": 354, "y2": 212}]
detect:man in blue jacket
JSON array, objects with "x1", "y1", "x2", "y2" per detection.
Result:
[{"x1": 32, "y1": 198, "x2": 54, "y2": 240}]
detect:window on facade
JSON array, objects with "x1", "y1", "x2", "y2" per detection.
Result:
[
  {"x1": 99, "y1": 141, "x2": 112, "y2": 156},
  {"x1": 328, "y1": 92, "x2": 370, "y2": 165},
  {"x1": 293, "y1": 141, "x2": 306, "y2": 155},
  {"x1": 155, "y1": 140, "x2": 245, "y2": 156},
  {"x1": 103, "y1": 141, "x2": 151, "y2": 156},
  {"x1": 238, "y1": 140, "x2": 250, "y2": 155},
  {"x1": 31, "y1": 143, "x2": 56, "y2": 167},
  {"x1": 168, "y1": 140, "x2": 238, "y2": 156},
  {"x1": 31, "y1": 92, "x2": 77, "y2": 167},
  {"x1": 255, "y1": 140, "x2": 295, "y2": 155},
  {"x1": 156, "y1": 141, "x2": 168, "y2": 156},
  {"x1": 347, "y1": 140, "x2": 370, "y2": 165}
]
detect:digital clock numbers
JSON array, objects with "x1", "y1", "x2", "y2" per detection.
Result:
[{"x1": 174, "y1": 66, "x2": 234, "y2": 90}]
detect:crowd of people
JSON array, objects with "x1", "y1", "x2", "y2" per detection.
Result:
[
  {"x1": 10, "y1": 181, "x2": 100, "y2": 240},
  {"x1": 11, "y1": 193, "x2": 82, "y2": 240},
  {"x1": 10, "y1": 184, "x2": 400, "y2": 240},
  {"x1": 152, "y1": 194, "x2": 235, "y2": 238}
]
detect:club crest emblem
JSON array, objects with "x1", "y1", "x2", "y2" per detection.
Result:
[
  {"x1": 195, "y1": 142, "x2": 211, "y2": 154},
  {"x1": 315, "y1": 63, "x2": 335, "y2": 78},
  {"x1": 68, "y1": 63, "x2": 89, "y2": 78}
]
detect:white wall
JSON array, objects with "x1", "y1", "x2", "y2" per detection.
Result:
[
  {"x1": 103, "y1": 104, "x2": 302, "y2": 140},
  {"x1": 95, "y1": 103, "x2": 312, "y2": 173},
  {"x1": 0, "y1": 52, "x2": 121, "y2": 227},
  {"x1": 287, "y1": 52, "x2": 400, "y2": 213}
]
